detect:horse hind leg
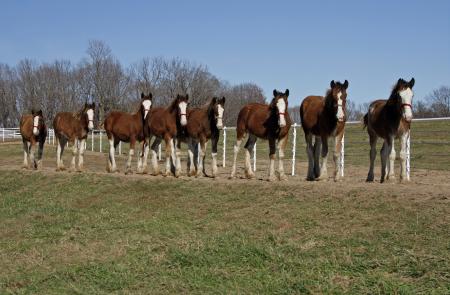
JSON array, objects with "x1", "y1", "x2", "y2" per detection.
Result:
[
  {"x1": 56, "y1": 136, "x2": 67, "y2": 171},
  {"x1": 174, "y1": 139, "x2": 182, "y2": 177},
  {"x1": 229, "y1": 131, "x2": 246, "y2": 179},
  {"x1": 366, "y1": 133, "x2": 377, "y2": 182},
  {"x1": 268, "y1": 138, "x2": 277, "y2": 181},
  {"x1": 244, "y1": 134, "x2": 257, "y2": 179},
  {"x1": 137, "y1": 140, "x2": 149, "y2": 174},
  {"x1": 305, "y1": 133, "x2": 315, "y2": 181},
  {"x1": 317, "y1": 136, "x2": 329, "y2": 181},
  {"x1": 125, "y1": 140, "x2": 136, "y2": 175}
]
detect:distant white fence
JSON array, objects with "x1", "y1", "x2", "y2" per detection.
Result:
[{"x1": 2, "y1": 116, "x2": 450, "y2": 178}]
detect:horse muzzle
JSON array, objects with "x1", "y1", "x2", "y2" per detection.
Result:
[{"x1": 33, "y1": 127, "x2": 39, "y2": 136}]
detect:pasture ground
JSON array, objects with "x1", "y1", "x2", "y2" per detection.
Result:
[{"x1": 0, "y1": 137, "x2": 449, "y2": 294}]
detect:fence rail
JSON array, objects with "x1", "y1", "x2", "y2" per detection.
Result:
[{"x1": 2, "y1": 117, "x2": 450, "y2": 177}]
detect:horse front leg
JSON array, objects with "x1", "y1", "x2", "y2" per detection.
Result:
[
  {"x1": 277, "y1": 135, "x2": 288, "y2": 181},
  {"x1": 70, "y1": 139, "x2": 78, "y2": 172},
  {"x1": 174, "y1": 138, "x2": 182, "y2": 177},
  {"x1": 187, "y1": 139, "x2": 197, "y2": 177},
  {"x1": 150, "y1": 136, "x2": 161, "y2": 176},
  {"x1": 29, "y1": 139, "x2": 38, "y2": 170},
  {"x1": 244, "y1": 134, "x2": 257, "y2": 179},
  {"x1": 380, "y1": 137, "x2": 393, "y2": 183},
  {"x1": 36, "y1": 138, "x2": 45, "y2": 169},
  {"x1": 400, "y1": 130, "x2": 410, "y2": 182},
  {"x1": 268, "y1": 138, "x2": 276, "y2": 181},
  {"x1": 77, "y1": 138, "x2": 86, "y2": 172},
  {"x1": 22, "y1": 140, "x2": 29, "y2": 169},
  {"x1": 211, "y1": 135, "x2": 219, "y2": 178},
  {"x1": 317, "y1": 136, "x2": 329, "y2": 181},
  {"x1": 197, "y1": 139, "x2": 207, "y2": 177},
  {"x1": 305, "y1": 133, "x2": 315, "y2": 181},
  {"x1": 56, "y1": 136, "x2": 67, "y2": 171},
  {"x1": 386, "y1": 138, "x2": 396, "y2": 181},
  {"x1": 107, "y1": 136, "x2": 118, "y2": 173},
  {"x1": 333, "y1": 131, "x2": 344, "y2": 182},
  {"x1": 163, "y1": 136, "x2": 175, "y2": 177},
  {"x1": 313, "y1": 136, "x2": 321, "y2": 178}
]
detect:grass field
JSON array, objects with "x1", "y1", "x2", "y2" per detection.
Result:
[{"x1": 0, "y1": 120, "x2": 449, "y2": 294}]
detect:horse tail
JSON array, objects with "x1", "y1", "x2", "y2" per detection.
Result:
[{"x1": 363, "y1": 113, "x2": 369, "y2": 130}]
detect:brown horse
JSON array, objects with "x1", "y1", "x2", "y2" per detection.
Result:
[
  {"x1": 53, "y1": 102, "x2": 95, "y2": 172},
  {"x1": 104, "y1": 93, "x2": 153, "y2": 174},
  {"x1": 364, "y1": 78, "x2": 415, "y2": 183},
  {"x1": 230, "y1": 89, "x2": 291, "y2": 181},
  {"x1": 300, "y1": 80, "x2": 348, "y2": 181},
  {"x1": 142, "y1": 94, "x2": 189, "y2": 177},
  {"x1": 20, "y1": 109, "x2": 47, "y2": 169},
  {"x1": 178, "y1": 96, "x2": 225, "y2": 177}
]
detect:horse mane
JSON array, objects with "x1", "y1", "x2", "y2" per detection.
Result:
[
  {"x1": 73, "y1": 105, "x2": 86, "y2": 120},
  {"x1": 324, "y1": 89, "x2": 335, "y2": 110},
  {"x1": 386, "y1": 84, "x2": 402, "y2": 107},
  {"x1": 167, "y1": 97, "x2": 179, "y2": 113}
]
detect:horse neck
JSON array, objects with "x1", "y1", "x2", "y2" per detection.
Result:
[
  {"x1": 205, "y1": 105, "x2": 217, "y2": 133},
  {"x1": 133, "y1": 107, "x2": 144, "y2": 125},
  {"x1": 78, "y1": 112, "x2": 89, "y2": 131},
  {"x1": 385, "y1": 93, "x2": 403, "y2": 124},
  {"x1": 323, "y1": 93, "x2": 338, "y2": 126}
]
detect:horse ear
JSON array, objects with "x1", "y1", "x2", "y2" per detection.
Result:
[
  {"x1": 92, "y1": 102, "x2": 96, "y2": 108},
  {"x1": 37, "y1": 109, "x2": 43, "y2": 116},
  {"x1": 141, "y1": 92, "x2": 144, "y2": 99},
  {"x1": 409, "y1": 78, "x2": 415, "y2": 88},
  {"x1": 343, "y1": 80, "x2": 349, "y2": 89},
  {"x1": 31, "y1": 109, "x2": 35, "y2": 115},
  {"x1": 185, "y1": 94, "x2": 189, "y2": 101},
  {"x1": 330, "y1": 80, "x2": 335, "y2": 88},
  {"x1": 285, "y1": 89, "x2": 289, "y2": 97},
  {"x1": 273, "y1": 89, "x2": 278, "y2": 97},
  {"x1": 211, "y1": 97, "x2": 217, "y2": 104},
  {"x1": 149, "y1": 92, "x2": 153, "y2": 99},
  {"x1": 221, "y1": 96, "x2": 226, "y2": 105}
]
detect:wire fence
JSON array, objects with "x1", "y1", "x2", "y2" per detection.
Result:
[{"x1": 2, "y1": 117, "x2": 450, "y2": 175}]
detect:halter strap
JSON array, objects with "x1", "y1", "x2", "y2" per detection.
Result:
[{"x1": 278, "y1": 112, "x2": 286, "y2": 116}]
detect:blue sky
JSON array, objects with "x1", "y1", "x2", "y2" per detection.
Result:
[{"x1": 1, "y1": 0, "x2": 449, "y2": 105}]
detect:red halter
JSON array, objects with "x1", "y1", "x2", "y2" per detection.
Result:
[
  {"x1": 278, "y1": 112, "x2": 286, "y2": 116},
  {"x1": 401, "y1": 103, "x2": 412, "y2": 109}
]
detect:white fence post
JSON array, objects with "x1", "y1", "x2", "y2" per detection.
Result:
[
  {"x1": 340, "y1": 133, "x2": 345, "y2": 177},
  {"x1": 99, "y1": 131, "x2": 102, "y2": 153},
  {"x1": 406, "y1": 130, "x2": 411, "y2": 180},
  {"x1": 2, "y1": 128, "x2": 5, "y2": 142},
  {"x1": 222, "y1": 127, "x2": 227, "y2": 167},
  {"x1": 291, "y1": 123, "x2": 297, "y2": 176},
  {"x1": 253, "y1": 142, "x2": 256, "y2": 172}
]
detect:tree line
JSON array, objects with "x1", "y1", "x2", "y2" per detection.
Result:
[
  {"x1": 0, "y1": 40, "x2": 265, "y2": 128},
  {"x1": 1, "y1": 40, "x2": 449, "y2": 128}
]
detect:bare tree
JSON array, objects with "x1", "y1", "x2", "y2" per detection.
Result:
[
  {"x1": 425, "y1": 86, "x2": 450, "y2": 117},
  {"x1": 0, "y1": 64, "x2": 19, "y2": 127}
]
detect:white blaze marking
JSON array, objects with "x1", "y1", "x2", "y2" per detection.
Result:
[
  {"x1": 399, "y1": 87, "x2": 414, "y2": 121},
  {"x1": 142, "y1": 99, "x2": 152, "y2": 119},
  {"x1": 276, "y1": 98, "x2": 286, "y2": 127},
  {"x1": 336, "y1": 92, "x2": 344, "y2": 121},
  {"x1": 216, "y1": 104, "x2": 224, "y2": 129},
  {"x1": 87, "y1": 109, "x2": 94, "y2": 130},
  {"x1": 179, "y1": 102, "x2": 187, "y2": 126},
  {"x1": 33, "y1": 116, "x2": 39, "y2": 135}
]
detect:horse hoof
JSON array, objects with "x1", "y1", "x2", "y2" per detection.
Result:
[
  {"x1": 279, "y1": 174, "x2": 288, "y2": 181},
  {"x1": 125, "y1": 170, "x2": 133, "y2": 175}
]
